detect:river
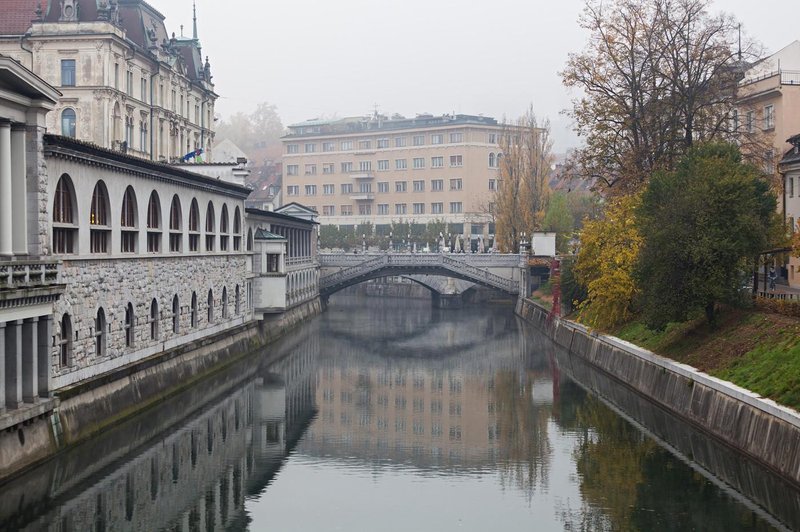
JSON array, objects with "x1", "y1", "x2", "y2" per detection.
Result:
[{"x1": 0, "y1": 294, "x2": 797, "y2": 531}]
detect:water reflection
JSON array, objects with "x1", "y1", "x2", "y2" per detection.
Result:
[{"x1": 0, "y1": 295, "x2": 796, "y2": 531}]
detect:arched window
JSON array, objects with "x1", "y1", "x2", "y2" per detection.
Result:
[
  {"x1": 205, "y1": 202, "x2": 215, "y2": 251},
  {"x1": 61, "y1": 108, "x2": 76, "y2": 138},
  {"x1": 90, "y1": 181, "x2": 111, "y2": 253},
  {"x1": 220, "y1": 204, "x2": 229, "y2": 251},
  {"x1": 221, "y1": 286, "x2": 228, "y2": 319},
  {"x1": 191, "y1": 292, "x2": 198, "y2": 328},
  {"x1": 150, "y1": 298, "x2": 159, "y2": 340},
  {"x1": 53, "y1": 174, "x2": 78, "y2": 254},
  {"x1": 172, "y1": 295, "x2": 180, "y2": 334},
  {"x1": 246, "y1": 227, "x2": 253, "y2": 252},
  {"x1": 95, "y1": 308, "x2": 107, "y2": 358},
  {"x1": 188, "y1": 198, "x2": 200, "y2": 252},
  {"x1": 121, "y1": 186, "x2": 138, "y2": 253},
  {"x1": 169, "y1": 195, "x2": 182, "y2": 252},
  {"x1": 59, "y1": 314, "x2": 73, "y2": 367},
  {"x1": 147, "y1": 191, "x2": 161, "y2": 252},
  {"x1": 207, "y1": 289, "x2": 214, "y2": 323},
  {"x1": 488, "y1": 152, "x2": 496, "y2": 168},
  {"x1": 125, "y1": 302, "x2": 135, "y2": 348},
  {"x1": 233, "y1": 207, "x2": 242, "y2": 251},
  {"x1": 235, "y1": 284, "x2": 241, "y2": 315}
]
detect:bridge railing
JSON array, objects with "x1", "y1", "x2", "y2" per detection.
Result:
[{"x1": 319, "y1": 252, "x2": 520, "y2": 268}]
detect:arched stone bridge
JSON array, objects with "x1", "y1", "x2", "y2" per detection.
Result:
[{"x1": 318, "y1": 253, "x2": 526, "y2": 299}]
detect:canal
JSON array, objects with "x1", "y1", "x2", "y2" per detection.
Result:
[{"x1": 1, "y1": 294, "x2": 798, "y2": 531}]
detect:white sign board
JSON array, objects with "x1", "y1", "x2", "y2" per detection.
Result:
[{"x1": 531, "y1": 232, "x2": 556, "y2": 257}]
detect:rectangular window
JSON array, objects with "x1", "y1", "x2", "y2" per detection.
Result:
[
  {"x1": 341, "y1": 183, "x2": 353, "y2": 194},
  {"x1": 323, "y1": 163, "x2": 334, "y2": 174},
  {"x1": 341, "y1": 205, "x2": 353, "y2": 216},
  {"x1": 141, "y1": 78, "x2": 147, "y2": 102},
  {"x1": 114, "y1": 63, "x2": 119, "y2": 89},
  {"x1": 359, "y1": 161, "x2": 372, "y2": 172},
  {"x1": 449, "y1": 202, "x2": 462, "y2": 213},
  {"x1": 431, "y1": 202, "x2": 443, "y2": 214},
  {"x1": 341, "y1": 140, "x2": 354, "y2": 150},
  {"x1": 431, "y1": 179, "x2": 443, "y2": 191},
  {"x1": 323, "y1": 184, "x2": 335, "y2": 195},
  {"x1": 378, "y1": 160, "x2": 390, "y2": 171},
  {"x1": 764, "y1": 105, "x2": 775, "y2": 130},
  {"x1": 431, "y1": 156, "x2": 444, "y2": 168},
  {"x1": 450, "y1": 155, "x2": 463, "y2": 167},
  {"x1": 487, "y1": 132, "x2": 497, "y2": 143},
  {"x1": 395, "y1": 137, "x2": 407, "y2": 148},
  {"x1": 305, "y1": 184, "x2": 317, "y2": 195},
  {"x1": 413, "y1": 135, "x2": 425, "y2": 146},
  {"x1": 341, "y1": 162, "x2": 353, "y2": 173},
  {"x1": 488, "y1": 178, "x2": 497, "y2": 191},
  {"x1": 378, "y1": 181, "x2": 389, "y2": 193},
  {"x1": 122, "y1": 231, "x2": 137, "y2": 253},
  {"x1": 395, "y1": 181, "x2": 407, "y2": 193},
  {"x1": 359, "y1": 204, "x2": 372, "y2": 215},
  {"x1": 127, "y1": 71, "x2": 133, "y2": 96},
  {"x1": 395, "y1": 159, "x2": 407, "y2": 170},
  {"x1": 377, "y1": 138, "x2": 389, "y2": 148},
  {"x1": 378, "y1": 204, "x2": 389, "y2": 215},
  {"x1": 431, "y1": 134, "x2": 443, "y2": 145},
  {"x1": 395, "y1": 203, "x2": 407, "y2": 215},
  {"x1": 286, "y1": 164, "x2": 299, "y2": 176},
  {"x1": 323, "y1": 205, "x2": 335, "y2": 216},
  {"x1": 359, "y1": 182, "x2": 372, "y2": 193},
  {"x1": 323, "y1": 142, "x2": 335, "y2": 152},
  {"x1": 746, "y1": 111, "x2": 754, "y2": 133},
  {"x1": 449, "y1": 132, "x2": 463, "y2": 143},
  {"x1": 449, "y1": 178, "x2": 463, "y2": 190},
  {"x1": 413, "y1": 158, "x2": 425, "y2": 169},
  {"x1": 358, "y1": 139, "x2": 372, "y2": 150},
  {"x1": 286, "y1": 144, "x2": 299, "y2": 154},
  {"x1": 413, "y1": 203, "x2": 425, "y2": 214},
  {"x1": 413, "y1": 180, "x2": 425, "y2": 192},
  {"x1": 61, "y1": 59, "x2": 76, "y2": 86},
  {"x1": 305, "y1": 164, "x2": 317, "y2": 175},
  {"x1": 287, "y1": 185, "x2": 299, "y2": 195},
  {"x1": 305, "y1": 143, "x2": 316, "y2": 153}
]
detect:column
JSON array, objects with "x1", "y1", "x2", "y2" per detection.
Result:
[
  {"x1": 22, "y1": 317, "x2": 38, "y2": 402},
  {"x1": 0, "y1": 323, "x2": 5, "y2": 411},
  {"x1": 37, "y1": 315, "x2": 51, "y2": 398},
  {"x1": 0, "y1": 120, "x2": 12, "y2": 256},
  {"x1": 5, "y1": 320, "x2": 22, "y2": 408},
  {"x1": 11, "y1": 125, "x2": 28, "y2": 255}
]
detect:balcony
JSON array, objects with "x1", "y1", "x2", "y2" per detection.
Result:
[
  {"x1": 0, "y1": 259, "x2": 61, "y2": 290},
  {"x1": 350, "y1": 171, "x2": 374, "y2": 180},
  {"x1": 349, "y1": 193, "x2": 375, "y2": 201}
]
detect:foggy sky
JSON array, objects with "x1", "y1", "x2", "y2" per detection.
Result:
[{"x1": 153, "y1": 0, "x2": 797, "y2": 153}]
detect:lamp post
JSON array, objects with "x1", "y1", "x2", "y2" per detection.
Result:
[
  {"x1": 362, "y1": 233, "x2": 366, "y2": 254},
  {"x1": 389, "y1": 232, "x2": 393, "y2": 253},
  {"x1": 407, "y1": 233, "x2": 411, "y2": 253}
]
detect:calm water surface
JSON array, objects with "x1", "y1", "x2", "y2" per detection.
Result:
[{"x1": 1, "y1": 294, "x2": 797, "y2": 531}]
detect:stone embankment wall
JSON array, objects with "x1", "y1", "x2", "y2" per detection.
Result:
[
  {"x1": 0, "y1": 298, "x2": 321, "y2": 481},
  {"x1": 518, "y1": 298, "x2": 800, "y2": 488}
]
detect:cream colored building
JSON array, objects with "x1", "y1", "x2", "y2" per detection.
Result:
[
  {"x1": 736, "y1": 40, "x2": 800, "y2": 287},
  {"x1": 281, "y1": 113, "x2": 502, "y2": 243},
  {"x1": 0, "y1": 0, "x2": 216, "y2": 162}
]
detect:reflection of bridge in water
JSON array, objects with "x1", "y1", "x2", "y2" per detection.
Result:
[
  {"x1": 319, "y1": 253, "x2": 525, "y2": 301},
  {"x1": 0, "y1": 331, "x2": 319, "y2": 532}
]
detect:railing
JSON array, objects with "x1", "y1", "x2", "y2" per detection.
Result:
[
  {"x1": 0, "y1": 260, "x2": 61, "y2": 290},
  {"x1": 319, "y1": 252, "x2": 520, "y2": 268},
  {"x1": 319, "y1": 253, "x2": 519, "y2": 294}
]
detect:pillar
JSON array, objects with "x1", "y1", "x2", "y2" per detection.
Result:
[
  {"x1": 37, "y1": 315, "x2": 52, "y2": 398},
  {"x1": 5, "y1": 320, "x2": 22, "y2": 408},
  {"x1": 22, "y1": 317, "x2": 38, "y2": 402},
  {"x1": 0, "y1": 120, "x2": 12, "y2": 256},
  {"x1": 0, "y1": 323, "x2": 5, "y2": 411},
  {"x1": 11, "y1": 125, "x2": 27, "y2": 255}
]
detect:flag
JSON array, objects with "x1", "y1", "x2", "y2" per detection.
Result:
[{"x1": 183, "y1": 148, "x2": 204, "y2": 162}]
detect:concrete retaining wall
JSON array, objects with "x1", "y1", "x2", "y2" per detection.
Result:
[
  {"x1": 0, "y1": 298, "x2": 321, "y2": 481},
  {"x1": 518, "y1": 297, "x2": 800, "y2": 488}
]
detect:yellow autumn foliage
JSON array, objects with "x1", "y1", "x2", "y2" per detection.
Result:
[{"x1": 573, "y1": 194, "x2": 642, "y2": 330}]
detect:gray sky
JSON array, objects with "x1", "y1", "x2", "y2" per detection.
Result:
[{"x1": 155, "y1": 0, "x2": 797, "y2": 153}]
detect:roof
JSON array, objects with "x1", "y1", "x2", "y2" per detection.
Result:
[
  {"x1": 245, "y1": 207, "x2": 318, "y2": 227},
  {"x1": 253, "y1": 228, "x2": 286, "y2": 241},
  {"x1": 0, "y1": 54, "x2": 61, "y2": 104},
  {"x1": 284, "y1": 113, "x2": 500, "y2": 138},
  {"x1": 44, "y1": 134, "x2": 251, "y2": 197},
  {"x1": 0, "y1": 1, "x2": 37, "y2": 35}
]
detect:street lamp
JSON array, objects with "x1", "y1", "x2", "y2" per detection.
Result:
[
  {"x1": 362, "y1": 233, "x2": 366, "y2": 253},
  {"x1": 389, "y1": 231, "x2": 393, "y2": 253},
  {"x1": 407, "y1": 233, "x2": 411, "y2": 253}
]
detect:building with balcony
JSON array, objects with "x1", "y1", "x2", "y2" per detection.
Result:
[
  {"x1": 281, "y1": 113, "x2": 503, "y2": 245},
  {"x1": 0, "y1": 0, "x2": 216, "y2": 162}
]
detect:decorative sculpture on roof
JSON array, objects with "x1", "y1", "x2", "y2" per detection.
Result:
[{"x1": 59, "y1": 0, "x2": 80, "y2": 22}]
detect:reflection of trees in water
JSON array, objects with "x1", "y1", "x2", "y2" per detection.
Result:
[{"x1": 492, "y1": 370, "x2": 553, "y2": 498}]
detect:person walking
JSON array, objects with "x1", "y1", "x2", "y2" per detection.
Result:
[{"x1": 768, "y1": 265, "x2": 777, "y2": 291}]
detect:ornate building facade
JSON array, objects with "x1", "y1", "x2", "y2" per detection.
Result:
[{"x1": 0, "y1": 0, "x2": 216, "y2": 162}]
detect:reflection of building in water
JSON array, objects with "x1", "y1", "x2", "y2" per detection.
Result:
[{"x1": 6, "y1": 333, "x2": 319, "y2": 532}]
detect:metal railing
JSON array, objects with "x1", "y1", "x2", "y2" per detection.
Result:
[{"x1": 0, "y1": 260, "x2": 61, "y2": 290}]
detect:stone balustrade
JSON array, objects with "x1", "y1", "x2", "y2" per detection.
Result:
[{"x1": 0, "y1": 259, "x2": 61, "y2": 289}]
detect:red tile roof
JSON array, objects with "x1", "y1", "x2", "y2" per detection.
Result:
[{"x1": 0, "y1": 0, "x2": 38, "y2": 35}]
